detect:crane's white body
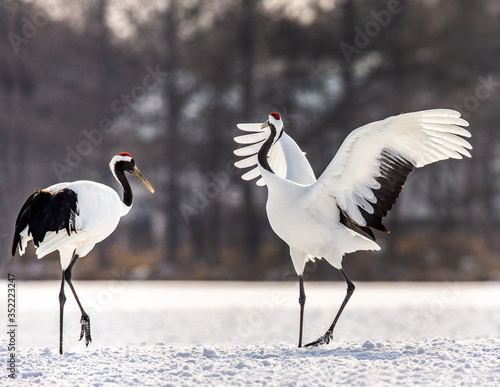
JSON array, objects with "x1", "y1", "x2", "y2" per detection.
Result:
[
  {"x1": 261, "y1": 165, "x2": 378, "y2": 272},
  {"x1": 235, "y1": 110, "x2": 472, "y2": 274},
  {"x1": 17, "y1": 180, "x2": 130, "y2": 270}
]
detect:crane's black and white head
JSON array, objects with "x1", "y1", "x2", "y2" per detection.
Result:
[
  {"x1": 257, "y1": 113, "x2": 286, "y2": 174},
  {"x1": 261, "y1": 112, "x2": 284, "y2": 145},
  {"x1": 109, "y1": 153, "x2": 154, "y2": 206}
]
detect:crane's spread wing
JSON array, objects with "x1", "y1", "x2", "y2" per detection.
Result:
[
  {"x1": 308, "y1": 109, "x2": 472, "y2": 240},
  {"x1": 12, "y1": 188, "x2": 79, "y2": 256},
  {"x1": 234, "y1": 123, "x2": 316, "y2": 186}
]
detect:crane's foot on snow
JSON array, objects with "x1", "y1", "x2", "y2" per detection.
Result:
[
  {"x1": 79, "y1": 315, "x2": 92, "y2": 347},
  {"x1": 304, "y1": 332, "x2": 332, "y2": 347}
]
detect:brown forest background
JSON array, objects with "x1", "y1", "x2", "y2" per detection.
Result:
[{"x1": 1, "y1": 0, "x2": 499, "y2": 282}]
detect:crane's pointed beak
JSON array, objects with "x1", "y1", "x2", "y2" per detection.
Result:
[
  {"x1": 131, "y1": 166, "x2": 155, "y2": 193},
  {"x1": 260, "y1": 120, "x2": 269, "y2": 129}
]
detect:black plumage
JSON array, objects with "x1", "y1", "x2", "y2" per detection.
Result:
[
  {"x1": 12, "y1": 188, "x2": 78, "y2": 255},
  {"x1": 339, "y1": 148, "x2": 414, "y2": 241},
  {"x1": 339, "y1": 207, "x2": 376, "y2": 241}
]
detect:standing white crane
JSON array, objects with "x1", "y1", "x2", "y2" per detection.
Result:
[
  {"x1": 234, "y1": 110, "x2": 471, "y2": 347},
  {"x1": 11, "y1": 152, "x2": 154, "y2": 354}
]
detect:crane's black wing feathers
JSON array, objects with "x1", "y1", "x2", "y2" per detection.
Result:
[
  {"x1": 339, "y1": 148, "x2": 414, "y2": 241},
  {"x1": 11, "y1": 188, "x2": 78, "y2": 256}
]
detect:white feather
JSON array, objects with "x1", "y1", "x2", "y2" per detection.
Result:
[
  {"x1": 237, "y1": 123, "x2": 264, "y2": 131},
  {"x1": 234, "y1": 132, "x2": 268, "y2": 144},
  {"x1": 234, "y1": 155, "x2": 258, "y2": 169}
]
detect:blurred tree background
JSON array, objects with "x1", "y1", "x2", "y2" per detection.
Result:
[{"x1": 1, "y1": 0, "x2": 499, "y2": 281}]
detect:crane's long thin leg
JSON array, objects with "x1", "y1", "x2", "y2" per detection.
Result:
[
  {"x1": 64, "y1": 253, "x2": 92, "y2": 348},
  {"x1": 58, "y1": 270, "x2": 66, "y2": 355},
  {"x1": 304, "y1": 268, "x2": 355, "y2": 347},
  {"x1": 298, "y1": 275, "x2": 306, "y2": 348}
]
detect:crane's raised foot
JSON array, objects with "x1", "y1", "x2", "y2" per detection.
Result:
[
  {"x1": 304, "y1": 332, "x2": 332, "y2": 348},
  {"x1": 79, "y1": 315, "x2": 92, "y2": 347}
]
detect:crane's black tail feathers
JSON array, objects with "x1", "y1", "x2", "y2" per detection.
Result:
[{"x1": 12, "y1": 188, "x2": 78, "y2": 256}]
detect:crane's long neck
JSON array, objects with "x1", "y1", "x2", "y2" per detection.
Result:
[
  {"x1": 114, "y1": 166, "x2": 133, "y2": 207},
  {"x1": 258, "y1": 124, "x2": 277, "y2": 174}
]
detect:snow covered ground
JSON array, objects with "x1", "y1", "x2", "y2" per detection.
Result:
[{"x1": 1, "y1": 280, "x2": 500, "y2": 385}]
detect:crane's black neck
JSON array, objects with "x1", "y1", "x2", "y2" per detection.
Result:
[
  {"x1": 114, "y1": 162, "x2": 133, "y2": 207},
  {"x1": 258, "y1": 123, "x2": 279, "y2": 174}
]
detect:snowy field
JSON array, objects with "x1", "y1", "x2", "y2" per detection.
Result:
[{"x1": 1, "y1": 280, "x2": 500, "y2": 385}]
